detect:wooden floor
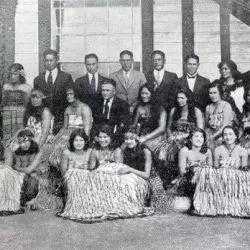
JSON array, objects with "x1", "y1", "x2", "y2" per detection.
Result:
[{"x1": 0, "y1": 210, "x2": 249, "y2": 250}]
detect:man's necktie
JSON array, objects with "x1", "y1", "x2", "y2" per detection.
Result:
[
  {"x1": 187, "y1": 74, "x2": 196, "y2": 79},
  {"x1": 103, "y1": 99, "x2": 110, "y2": 119},
  {"x1": 47, "y1": 71, "x2": 53, "y2": 85},
  {"x1": 90, "y1": 74, "x2": 96, "y2": 93}
]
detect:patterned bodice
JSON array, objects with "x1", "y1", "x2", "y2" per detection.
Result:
[
  {"x1": 172, "y1": 119, "x2": 196, "y2": 133},
  {"x1": 68, "y1": 114, "x2": 83, "y2": 128},
  {"x1": 2, "y1": 89, "x2": 27, "y2": 107},
  {"x1": 67, "y1": 151, "x2": 90, "y2": 170},
  {"x1": 96, "y1": 149, "x2": 116, "y2": 166}
]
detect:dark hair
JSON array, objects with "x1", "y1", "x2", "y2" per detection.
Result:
[
  {"x1": 185, "y1": 53, "x2": 199, "y2": 63},
  {"x1": 101, "y1": 79, "x2": 116, "y2": 88},
  {"x1": 208, "y1": 80, "x2": 223, "y2": 99},
  {"x1": 68, "y1": 129, "x2": 89, "y2": 152},
  {"x1": 136, "y1": 84, "x2": 155, "y2": 104},
  {"x1": 17, "y1": 129, "x2": 35, "y2": 139},
  {"x1": 94, "y1": 124, "x2": 115, "y2": 150},
  {"x1": 85, "y1": 53, "x2": 98, "y2": 62},
  {"x1": 186, "y1": 128, "x2": 208, "y2": 154},
  {"x1": 243, "y1": 87, "x2": 250, "y2": 114},
  {"x1": 120, "y1": 50, "x2": 133, "y2": 58},
  {"x1": 43, "y1": 49, "x2": 58, "y2": 60},
  {"x1": 218, "y1": 60, "x2": 241, "y2": 79},
  {"x1": 8, "y1": 63, "x2": 26, "y2": 84},
  {"x1": 151, "y1": 50, "x2": 165, "y2": 60},
  {"x1": 172, "y1": 88, "x2": 196, "y2": 124},
  {"x1": 222, "y1": 125, "x2": 239, "y2": 144}
]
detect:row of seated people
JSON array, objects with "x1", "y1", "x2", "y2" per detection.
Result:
[{"x1": 0, "y1": 123, "x2": 248, "y2": 220}]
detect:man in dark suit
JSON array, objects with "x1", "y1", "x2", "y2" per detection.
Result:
[
  {"x1": 34, "y1": 49, "x2": 73, "y2": 134},
  {"x1": 92, "y1": 79, "x2": 130, "y2": 145},
  {"x1": 178, "y1": 54, "x2": 211, "y2": 112},
  {"x1": 146, "y1": 50, "x2": 179, "y2": 112},
  {"x1": 74, "y1": 53, "x2": 109, "y2": 109}
]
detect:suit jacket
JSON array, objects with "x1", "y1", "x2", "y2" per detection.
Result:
[
  {"x1": 93, "y1": 96, "x2": 130, "y2": 130},
  {"x1": 33, "y1": 70, "x2": 73, "y2": 121},
  {"x1": 146, "y1": 70, "x2": 179, "y2": 111},
  {"x1": 178, "y1": 74, "x2": 210, "y2": 112},
  {"x1": 110, "y1": 69, "x2": 146, "y2": 106},
  {"x1": 74, "y1": 74, "x2": 109, "y2": 109}
]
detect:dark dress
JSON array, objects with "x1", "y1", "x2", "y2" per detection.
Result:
[{"x1": 0, "y1": 141, "x2": 39, "y2": 215}]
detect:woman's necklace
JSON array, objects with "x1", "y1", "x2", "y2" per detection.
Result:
[{"x1": 224, "y1": 144, "x2": 237, "y2": 157}]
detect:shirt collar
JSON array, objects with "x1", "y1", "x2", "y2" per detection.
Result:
[
  {"x1": 186, "y1": 73, "x2": 198, "y2": 79},
  {"x1": 88, "y1": 72, "x2": 98, "y2": 80}
]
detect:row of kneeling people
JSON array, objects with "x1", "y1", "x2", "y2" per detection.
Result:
[{"x1": 0, "y1": 123, "x2": 249, "y2": 221}]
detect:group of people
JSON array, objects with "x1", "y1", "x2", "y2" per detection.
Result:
[{"x1": 0, "y1": 48, "x2": 249, "y2": 222}]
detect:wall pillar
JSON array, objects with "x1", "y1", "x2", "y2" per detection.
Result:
[{"x1": 141, "y1": 0, "x2": 153, "y2": 74}]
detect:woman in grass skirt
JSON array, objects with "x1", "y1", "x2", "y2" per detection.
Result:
[
  {"x1": 193, "y1": 125, "x2": 249, "y2": 217},
  {"x1": 60, "y1": 125, "x2": 152, "y2": 222}
]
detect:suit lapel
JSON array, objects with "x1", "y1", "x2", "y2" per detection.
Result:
[
  {"x1": 117, "y1": 70, "x2": 128, "y2": 92},
  {"x1": 126, "y1": 70, "x2": 135, "y2": 90},
  {"x1": 193, "y1": 75, "x2": 201, "y2": 93}
]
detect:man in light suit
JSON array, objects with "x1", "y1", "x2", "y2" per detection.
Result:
[
  {"x1": 145, "y1": 50, "x2": 179, "y2": 112},
  {"x1": 74, "y1": 53, "x2": 109, "y2": 109},
  {"x1": 110, "y1": 50, "x2": 146, "y2": 112},
  {"x1": 34, "y1": 49, "x2": 73, "y2": 134},
  {"x1": 178, "y1": 54, "x2": 211, "y2": 112}
]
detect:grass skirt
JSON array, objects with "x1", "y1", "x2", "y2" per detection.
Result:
[
  {"x1": 60, "y1": 163, "x2": 150, "y2": 222},
  {"x1": 0, "y1": 166, "x2": 25, "y2": 214},
  {"x1": 193, "y1": 167, "x2": 250, "y2": 217}
]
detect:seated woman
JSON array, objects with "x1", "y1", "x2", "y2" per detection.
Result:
[
  {"x1": 60, "y1": 125, "x2": 152, "y2": 222},
  {"x1": 48, "y1": 87, "x2": 93, "y2": 166},
  {"x1": 132, "y1": 84, "x2": 167, "y2": 152},
  {"x1": 193, "y1": 126, "x2": 249, "y2": 217},
  {"x1": 0, "y1": 129, "x2": 41, "y2": 215},
  {"x1": 156, "y1": 88, "x2": 204, "y2": 186},
  {"x1": 1, "y1": 63, "x2": 31, "y2": 144},
  {"x1": 172, "y1": 128, "x2": 212, "y2": 213},
  {"x1": 205, "y1": 80, "x2": 234, "y2": 151},
  {"x1": 23, "y1": 89, "x2": 53, "y2": 146}
]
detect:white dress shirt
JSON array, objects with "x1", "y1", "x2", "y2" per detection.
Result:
[
  {"x1": 153, "y1": 69, "x2": 165, "y2": 86},
  {"x1": 88, "y1": 72, "x2": 99, "y2": 92},
  {"x1": 45, "y1": 67, "x2": 58, "y2": 84},
  {"x1": 103, "y1": 97, "x2": 114, "y2": 119},
  {"x1": 231, "y1": 86, "x2": 244, "y2": 112},
  {"x1": 186, "y1": 73, "x2": 197, "y2": 92}
]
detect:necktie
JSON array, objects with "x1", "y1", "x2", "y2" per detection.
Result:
[
  {"x1": 103, "y1": 99, "x2": 110, "y2": 119},
  {"x1": 47, "y1": 71, "x2": 53, "y2": 85},
  {"x1": 155, "y1": 71, "x2": 161, "y2": 89},
  {"x1": 90, "y1": 74, "x2": 96, "y2": 93}
]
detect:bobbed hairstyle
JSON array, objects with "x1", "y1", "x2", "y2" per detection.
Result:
[
  {"x1": 43, "y1": 49, "x2": 58, "y2": 60},
  {"x1": 218, "y1": 60, "x2": 241, "y2": 79},
  {"x1": 208, "y1": 80, "x2": 224, "y2": 99},
  {"x1": 8, "y1": 63, "x2": 26, "y2": 84},
  {"x1": 68, "y1": 128, "x2": 89, "y2": 152},
  {"x1": 186, "y1": 128, "x2": 208, "y2": 154},
  {"x1": 222, "y1": 125, "x2": 240, "y2": 144}
]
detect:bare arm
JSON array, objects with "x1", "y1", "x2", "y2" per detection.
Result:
[
  {"x1": 195, "y1": 107, "x2": 204, "y2": 129},
  {"x1": 241, "y1": 147, "x2": 248, "y2": 168},
  {"x1": 166, "y1": 108, "x2": 175, "y2": 137},
  {"x1": 178, "y1": 147, "x2": 188, "y2": 175},
  {"x1": 4, "y1": 148, "x2": 14, "y2": 168},
  {"x1": 114, "y1": 148, "x2": 123, "y2": 163},
  {"x1": 132, "y1": 106, "x2": 141, "y2": 128},
  {"x1": 140, "y1": 108, "x2": 167, "y2": 143},
  {"x1": 39, "y1": 108, "x2": 52, "y2": 146},
  {"x1": 25, "y1": 151, "x2": 42, "y2": 174},
  {"x1": 213, "y1": 147, "x2": 221, "y2": 168},
  {"x1": 81, "y1": 104, "x2": 93, "y2": 136},
  {"x1": 63, "y1": 109, "x2": 69, "y2": 128},
  {"x1": 89, "y1": 149, "x2": 97, "y2": 170},
  {"x1": 61, "y1": 150, "x2": 69, "y2": 174}
]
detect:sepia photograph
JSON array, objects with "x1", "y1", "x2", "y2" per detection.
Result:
[{"x1": 0, "y1": 0, "x2": 249, "y2": 249}]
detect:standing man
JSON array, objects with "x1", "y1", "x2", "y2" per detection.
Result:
[
  {"x1": 74, "y1": 53, "x2": 109, "y2": 109},
  {"x1": 110, "y1": 50, "x2": 146, "y2": 112},
  {"x1": 34, "y1": 49, "x2": 73, "y2": 134},
  {"x1": 178, "y1": 54, "x2": 210, "y2": 112},
  {"x1": 146, "y1": 50, "x2": 179, "y2": 112}
]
